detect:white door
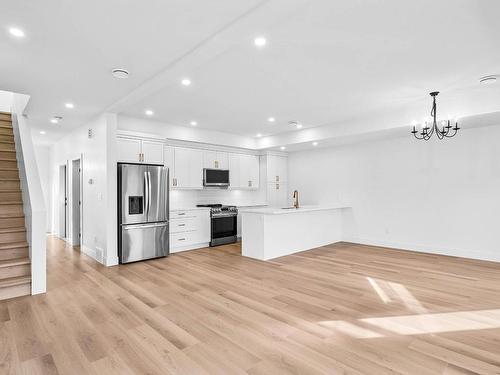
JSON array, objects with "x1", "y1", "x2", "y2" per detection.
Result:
[
  {"x1": 142, "y1": 140, "x2": 164, "y2": 164},
  {"x1": 117, "y1": 137, "x2": 142, "y2": 163}
]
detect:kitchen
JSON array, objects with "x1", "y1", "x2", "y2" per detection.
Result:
[{"x1": 116, "y1": 132, "x2": 340, "y2": 263}]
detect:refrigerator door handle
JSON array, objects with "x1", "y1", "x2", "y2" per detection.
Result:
[
  {"x1": 123, "y1": 222, "x2": 169, "y2": 230},
  {"x1": 144, "y1": 171, "x2": 149, "y2": 218},
  {"x1": 148, "y1": 171, "x2": 152, "y2": 217}
]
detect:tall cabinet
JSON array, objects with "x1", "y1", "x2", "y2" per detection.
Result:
[{"x1": 263, "y1": 154, "x2": 288, "y2": 207}]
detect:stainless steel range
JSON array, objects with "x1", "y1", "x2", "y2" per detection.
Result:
[{"x1": 196, "y1": 204, "x2": 238, "y2": 246}]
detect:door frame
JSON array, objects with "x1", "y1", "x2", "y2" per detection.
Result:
[
  {"x1": 70, "y1": 157, "x2": 83, "y2": 246},
  {"x1": 58, "y1": 163, "x2": 68, "y2": 239}
]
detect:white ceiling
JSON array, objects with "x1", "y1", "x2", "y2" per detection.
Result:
[{"x1": 1, "y1": 0, "x2": 500, "y2": 146}]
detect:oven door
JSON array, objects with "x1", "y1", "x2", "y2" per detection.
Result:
[{"x1": 211, "y1": 215, "x2": 237, "y2": 246}]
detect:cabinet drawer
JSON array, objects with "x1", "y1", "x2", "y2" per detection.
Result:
[
  {"x1": 170, "y1": 210, "x2": 195, "y2": 219},
  {"x1": 170, "y1": 218, "x2": 196, "y2": 233},
  {"x1": 170, "y1": 231, "x2": 197, "y2": 246}
]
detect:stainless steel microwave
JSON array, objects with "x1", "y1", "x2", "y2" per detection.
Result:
[{"x1": 203, "y1": 168, "x2": 230, "y2": 187}]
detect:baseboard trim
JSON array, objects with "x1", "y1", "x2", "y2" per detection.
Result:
[
  {"x1": 343, "y1": 237, "x2": 500, "y2": 263},
  {"x1": 81, "y1": 245, "x2": 105, "y2": 265}
]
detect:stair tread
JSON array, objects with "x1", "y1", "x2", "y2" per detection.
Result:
[
  {"x1": 0, "y1": 275, "x2": 31, "y2": 288},
  {"x1": 0, "y1": 241, "x2": 29, "y2": 250},
  {"x1": 0, "y1": 227, "x2": 26, "y2": 234},
  {"x1": 0, "y1": 257, "x2": 30, "y2": 268}
]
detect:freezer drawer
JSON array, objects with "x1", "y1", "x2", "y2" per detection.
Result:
[{"x1": 120, "y1": 222, "x2": 169, "y2": 263}]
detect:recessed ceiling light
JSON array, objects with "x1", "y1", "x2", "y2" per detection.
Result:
[
  {"x1": 296, "y1": 124, "x2": 303, "y2": 129},
  {"x1": 312, "y1": 142, "x2": 318, "y2": 146},
  {"x1": 280, "y1": 146, "x2": 286, "y2": 150},
  {"x1": 190, "y1": 121, "x2": 197, "y2": 126},
  {"x1": 8, "y1": 27, "x2": 25, "y2": 38},
  {"x1": 254, "y1": 37, "x2": 267, "y2": 47},
  {"x1": 50, "y1": 116, "x2": 62, "y2": 124},
  {"x1": 111, "y1": 68, "x2": 129, "y2": 79},
  {"x1": 268, "y1": 117, "x2": 275, "y2": 123},
  {"x1": 145, "y1": 109, "x2": 154, "y2": 116},
  {"x1": 479, "y1": 75, "x2": 498, "y2": 85},
  {"x1": 256, "y1": 133, "x2": 262, "y2": 137},
  {"x1": 65, "y1": 103, "x2": 74, "y2": 109},
  {"x1": 181, "y1": 78, "x2": 191, "y2": 86},
  {"x1": 39, "y1": 130, "x2": 46, "y2": 135}
]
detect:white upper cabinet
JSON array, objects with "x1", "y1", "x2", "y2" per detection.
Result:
[
  {"x1": 228, "y1": 153, "x2": 241, "y2": 188},
  {"x1": 203, "y1": 150, "x2": 228, "y2": 169},
  {"x1": 142, "y1": 140, "x2": 164, "y2": 164},
  {"x1": 172, "y1": 147, "x2": 203, "y2": 189},
  {"x1": 228, "y1": 153, "x2": 259, "y2": 189},
  {"x1": 239, "y1": 154, "x2": 259, "y2": 189},
  {"x1": 117, "y1": 137, "x2": 164, "y2": 164},
  {"x1": 266, "y1": 155, "x2": 287, "y2": 183},
  {"x1": 117, "y1": 137, "x2": 142, "y2": 163}
]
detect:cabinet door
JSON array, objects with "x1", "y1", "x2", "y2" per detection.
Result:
[
  {"x1": 228, "y1": 153, "x2": 241, "y2": 189},
  {"x1": 142, "y1": 140, "x2": 164, "y2": 164},
  {"x1": 216, "y1": 152, "x2": 228, "y2": 169},
  {"x1": 266, "y1": 155, "x2": 287, "y2": 183},
  {"x1": 117, "y1": 138, "x2": 141, "y2": 163},
  {"x1": 173, "y1": 147, "x2": 203, "y2": 189},
  {"x1": 278, "y1": 156, "x2": 288, "y2": 182},
  {"x1": 164, "y1": 146, "x2": 174, "y2": 188},
  {"x1": 248, "y1": 155, "x2": 260, "y2": 189},
  {"x1": 267, "y1": 182, "x2": 287, "y2": 206},
  {"x1": 188, "y1": 149, "x2": 203, "y2": 189},
  {"x1": 203, "y1": 151, "x2": 217, "y2": 169},
  {"x1": 203, "y1": 150, "x2": 228, "y2": 169}
]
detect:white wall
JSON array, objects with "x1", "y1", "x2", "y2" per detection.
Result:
[
  {"x1": 33, "y1": 145, "x2": 51, "y2": 232},
  {"x1": 0, "y1": 90, "x2": 13, "y2": 112},
  {"x1": 49, "y1": 113, "x2": 118, "y2": 265},
  {"x1": 288, "y1": 124, "x2": 500, "y2": 262}
]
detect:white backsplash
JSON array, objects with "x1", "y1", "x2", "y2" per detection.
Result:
[{"x1": 170, "y1": 188, "x2": 267, "y2": 209}]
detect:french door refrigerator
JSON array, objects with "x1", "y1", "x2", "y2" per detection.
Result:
[{"x1": 118, "y1": 163, "x2": 169, "y2": 263}]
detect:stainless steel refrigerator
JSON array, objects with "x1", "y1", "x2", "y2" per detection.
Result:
[{"x1": 118, "y1": 163, "x2": 169, "y2": 263}]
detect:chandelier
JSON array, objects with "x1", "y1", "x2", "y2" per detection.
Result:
[{"x1": 411, "y1": 92, "x2": 459, "y2": 140}]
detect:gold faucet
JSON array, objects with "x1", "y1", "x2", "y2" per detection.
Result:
[{"x1": 292, "y1": 190, "x2": 299, "y2": 209}]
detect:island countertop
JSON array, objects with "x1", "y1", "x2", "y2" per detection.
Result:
[{"x1": 239, "y1": 205, "x2": 349, "y2": 215}]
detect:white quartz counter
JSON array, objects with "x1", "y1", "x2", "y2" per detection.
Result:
[
  {"x1": 241, "y1": 205, "x2": 348, "y2": 261},
  {"x1": 170, "y1": 207, "x2": 211, "y2": 212},
  {"x1": 239, "y1": 205, "x2": 348, "y2": 215}
]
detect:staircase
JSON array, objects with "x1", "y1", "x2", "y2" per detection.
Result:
[{"x1": 0, "y1": 111, "x2": 31, "y2": 300}]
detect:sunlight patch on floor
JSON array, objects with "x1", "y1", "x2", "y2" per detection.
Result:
[{"x1": 360, "y1": 309, "x2": 500, "y2": 335}]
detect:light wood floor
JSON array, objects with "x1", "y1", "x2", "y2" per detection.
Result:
[{"x1": 2, "y1": 237, "x2": 500, "y2": 374}]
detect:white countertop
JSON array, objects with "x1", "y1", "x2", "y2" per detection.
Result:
[
  {"x1": 170, "y1": 207, "x2": 211, "y2": 211},
  {"x1": 239, "y1": 205, "x2": 349, "y2": 215}
]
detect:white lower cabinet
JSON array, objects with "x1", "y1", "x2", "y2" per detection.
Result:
[{"x1": 169, "y1": 209, "x2": 210, "y2": 253}]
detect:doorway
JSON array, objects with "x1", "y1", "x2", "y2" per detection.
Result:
[
  {"x1": 71, "y1": 158, "x2": 82, "y2": 246},
  {"x1": 58, "y1": 164, "x2": 67, "y2": 238}
]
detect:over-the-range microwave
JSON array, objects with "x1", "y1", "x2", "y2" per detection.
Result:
[{"x1": 203, "y1": 168, "x2": 230, "y2": 187}]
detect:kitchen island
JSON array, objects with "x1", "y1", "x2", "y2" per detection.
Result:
[{"x1": 240, "y1": 205, "x2": 348, "y2": 260}]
